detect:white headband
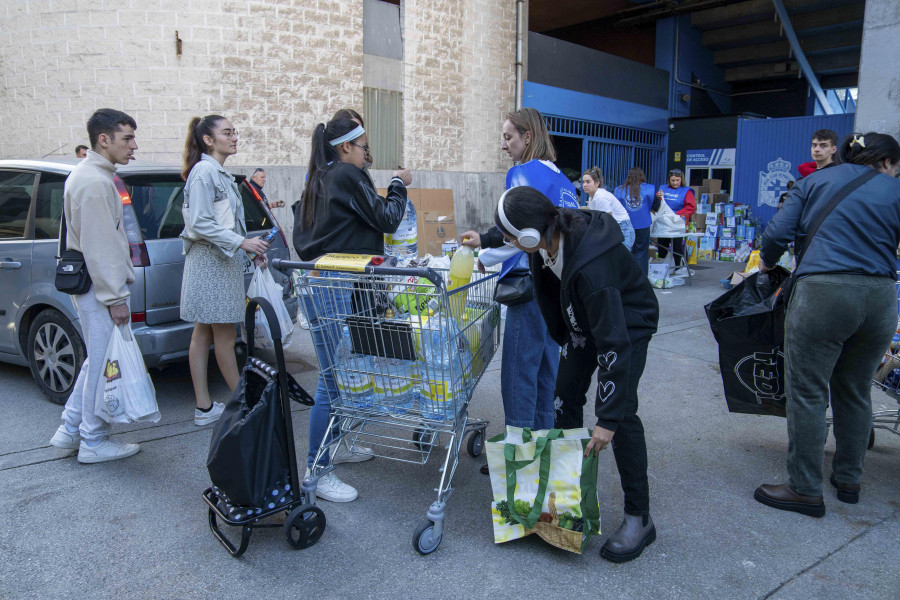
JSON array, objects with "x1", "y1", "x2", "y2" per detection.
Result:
[{"x1": 329, "y1": 125, "x2": 365, "y2": 146}]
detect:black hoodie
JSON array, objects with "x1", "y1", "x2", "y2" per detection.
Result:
[{"x1": 530, "y1": 210, "x2": 659, "y2": 431}]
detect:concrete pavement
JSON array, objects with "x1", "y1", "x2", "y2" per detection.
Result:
[{"x1": 0, "y1": 260, "x2": 897, "y2": 599}]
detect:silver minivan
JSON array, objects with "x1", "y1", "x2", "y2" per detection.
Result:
[{"x1": 0, "y1": 159, "x2": 297, "y2": 403}]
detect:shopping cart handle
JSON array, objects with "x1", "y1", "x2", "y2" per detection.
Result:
[{"x1": 271, "y1": 258, "x2": 446, "y2": 289}]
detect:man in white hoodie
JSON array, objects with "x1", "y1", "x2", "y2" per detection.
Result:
[{"x1": 48, "y1": 108, "x2": 141, "y2": 463}]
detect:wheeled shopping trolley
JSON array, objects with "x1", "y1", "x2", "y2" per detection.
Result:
[
  {"x1": 272, "y1": 255, "x2": 500, "y2": 554},
  {"x1": 202, "y1": 297, "x2": 324, "y2": 557}
]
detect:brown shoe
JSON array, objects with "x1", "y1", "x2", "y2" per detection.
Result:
[
  {"x1": 479, "y1": 464, "x2": 489, "y2": 476},
  {"x1": 754, "y1": 483, "x2": 825, "y2": 518},
  {"x1": 829, "y1": 473, "x2": 860, "y2": 504}
]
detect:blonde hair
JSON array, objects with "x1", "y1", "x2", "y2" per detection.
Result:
[{"x1": 505, "y1": 107, "x2": 556, "y2": 163}]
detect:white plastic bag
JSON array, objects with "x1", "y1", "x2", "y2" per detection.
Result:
[
  {"x1": 650, "y1": 200, "x2": 686, "y2": 237},
  {"x1": 244, "y1": 266, "x2": 294, "y2": 350},
  {"x1": 95, "y1": 324, "x2": 160, "y2": 424}
]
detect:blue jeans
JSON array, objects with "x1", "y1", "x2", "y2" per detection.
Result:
[
  {"x1": 632, "y1": 227, "x2": 650, "y2": 276},
  {"x1": 501, "y1": 296, "x2": 559, "y2": 429},
  {"x1": 618, "y1": 219, "x2": 635, "y2": 251},
  {"x1": 299, "y1": 274, "x2": 354, "y2": 468}
]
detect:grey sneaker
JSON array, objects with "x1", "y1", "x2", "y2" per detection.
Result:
[
  {"x1": 194, "y1": 402, "x2": 225, "y2": 426},
  {"x1": 49, "y1": 425, "x2": 81, "y2": 450},
  {"x1": 305, "y1": 468, "x2": 358, "y2": 503},
  {"x1": 77, "y1": 438, "x2": 141, "y2": 464}
]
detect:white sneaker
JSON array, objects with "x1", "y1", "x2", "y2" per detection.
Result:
[
  {"x1": 49, "y1": 425, "x2": 81, "y2": 450},
  {"x1": 194, "y1": 402, "x2": 225, "y2": 426},
  {"x1": 298, "y1": 310, "x2": 310, "y2": 330},
  {"x1": 331, "y1": 439, "x2": 375, "y2": 464},
  {"x1": 305, "y1": 469, "x2": 358, "y2": 503},
  {"x1": 77, "y1": 438, "x2": 140, "y2": 464}
]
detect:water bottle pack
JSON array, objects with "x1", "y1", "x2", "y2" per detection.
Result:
[
  {"x1": 417, "y1": 314, "x2": 473, "y2": 420},
  {"x1": 333, "y1": 326, "x2": 375, "y2": 409},
  {"x1": 372, "y1": 356, "x2": 419, "y2": 415}
]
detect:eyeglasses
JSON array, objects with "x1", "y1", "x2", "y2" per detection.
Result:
[
  {"x1": 218, "y1": 129, "x2": 239, "y2": 139},
  {"x1": 350, "y1": 141, "x2": 370, "y2": 153},
  {"x1": 668, "y1": 169, "x2": 683, "y2": 176}
]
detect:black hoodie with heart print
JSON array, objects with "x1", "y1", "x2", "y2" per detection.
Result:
[{"x1": 530, "y1": 209, "x2": 659, "y2": 431}]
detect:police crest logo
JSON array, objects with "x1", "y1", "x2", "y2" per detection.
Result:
[{"x1": 104, "y1": 359, "x2": 122, "y2": 383}]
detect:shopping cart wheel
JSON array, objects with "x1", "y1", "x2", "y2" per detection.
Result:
[
  {"x1": 466, "y1": 430, "x2": 485, "y2": 458},
  {"x1": 412, "y1": 429, "x2": 436, "y2": 451},
  {"x1": 413, "y1": 520, "x2": 442, "y2": 555},
  {"x1": 868, "y1": 428, "x2": 875, "y2": 450},
  {"x1": 284, "y1": 504, "x2": 326, "y2": 550}
]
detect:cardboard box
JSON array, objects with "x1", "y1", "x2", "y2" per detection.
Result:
[
  {"x1": 714, "y1": 193, "x2": 730, "y2": 205},
  {"x1": 690, "y1": 186, "x2": 708, "y2": 201},
  {"x1": 725, "y1": 216, "x2": 736, "y2": 228},
  {"x1": 377, "y1": 188, "x2": 457, "y2": 257},
  {"x1": 736, "y1": 224, "x2": 747, "y2": 239},
  {"x1": 706, "y1": 225, "x2": 719, "y2": 238},
  {"x1": 705, "y1": 213, "x2": 718, "y2": 227},
  {"x1": 703, "y1": 179, "x2": 722, "y2": 194},
  {"x1": 721, "y1": 228, "x2": 735, "y2": 240},
  {"x1": 746, "y1": 226, "x2": 756, "y2": 239},
  {"x1": 697, "y1": 203, "x2": 711, "y2": 214},
  {"x1": 691, "y1": 213, "x2": 707, "y2": 232}
]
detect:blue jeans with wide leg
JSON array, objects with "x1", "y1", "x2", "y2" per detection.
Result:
[
  {"x1": 501, "y1": 296, "x2": 560, "y2": 430},
  {"x1": 299, "y1": 273, "x2": 354, "y2": 468}
]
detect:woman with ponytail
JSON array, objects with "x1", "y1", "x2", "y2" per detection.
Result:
[
  {"x1": 754, "y1": 132, "x2": 900, "y2": 518},
  {"x1": 460, "y1": 108, "x2": 580, "y2": 465},
  {"x1": 493, "y1": 186, "x2": 659, "y2": 563},
  {"x1": 293, "y1": 117, "x2": 411, "y2": 503},
  {"x1": 180, "y1": 115, "x2": 270, "y2": 426}
]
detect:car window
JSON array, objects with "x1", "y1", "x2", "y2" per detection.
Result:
[
  {"x1": 119, "y1": 174, "x2": 186, "y2": 240},
  {"x1": 241, "y1": 183, "x2": 274, "y2": 232},
  {"x1": 0, "y1": 171, "x2": 36, "y2": 239},
  {"x1": 34, "y1": 172, "x2": 68, "y2": 239}
]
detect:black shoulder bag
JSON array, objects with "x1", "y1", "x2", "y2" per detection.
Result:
[{"x1": 55, "y1": 212, "x2": 93, "y2": 296}]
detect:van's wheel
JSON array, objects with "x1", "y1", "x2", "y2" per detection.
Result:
[{"x1": 27, "y1": 309, "x2": 85, "y2": 405}]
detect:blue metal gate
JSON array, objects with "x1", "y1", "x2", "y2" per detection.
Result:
[{"x1": 545, "y1": 115, "x2": 667, "y2": 193}]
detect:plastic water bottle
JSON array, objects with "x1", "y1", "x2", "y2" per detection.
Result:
[
  {"x1": 418, "y1": 315, "x2": 467, "y2": 420},
  {"x1": 447, "y1": 244, "x2": 474, "y2": 320},
  {"x1": 334, "y1": 327, "x2": 374, "y2": 409},
  {"x1": 385, "y1": 198, "x2": 417, "y2": 258},
  {"x1": 372, "y1": 356, "x2": 417, "y2": 415}
]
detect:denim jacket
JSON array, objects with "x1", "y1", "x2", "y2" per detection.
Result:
[{"x1": 181, "y1": 154, "x2": 246, "y2": 256}]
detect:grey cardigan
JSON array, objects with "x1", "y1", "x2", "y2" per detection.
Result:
[{"x1": 181, "y1": 154, "x2": 247, "y2": 256}]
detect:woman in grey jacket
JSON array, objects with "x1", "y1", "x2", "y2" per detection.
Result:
[
  {"x1": 180, "y1": 115, "x2": 270, "y2": 426},
  {"x1": 755, "y1": 132, "x2": 900, "y2": 517}
]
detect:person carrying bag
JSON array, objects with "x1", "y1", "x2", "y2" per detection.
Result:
[{"x1": 95, "y1": 324, "x2": 160, "y2": 424}]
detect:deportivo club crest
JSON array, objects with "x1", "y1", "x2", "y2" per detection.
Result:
[{"x1": 758, "y1": 158, "x2": 794, "y2": 208}]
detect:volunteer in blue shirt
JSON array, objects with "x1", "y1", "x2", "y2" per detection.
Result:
[
  {"x1": 614, "y1": 167, "x2": 659, "y2": 275},
  {"x1": 460, "y1": 108, "x2": 580, "y2": 476},
  {"x1": 655, "y1": 169, "x2": 696, "y2": 267},
  {"x1": 754, "y1": 132, "x2": 900, "y2": 517}
]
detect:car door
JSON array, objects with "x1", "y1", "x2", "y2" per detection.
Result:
[{"x1": 0, "y1": 170, "x2": 37, "y2": 354}]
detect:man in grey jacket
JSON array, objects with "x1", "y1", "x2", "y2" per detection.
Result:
[{"x1": 49, "y1": 108, "x2": 142, "y2": 464}]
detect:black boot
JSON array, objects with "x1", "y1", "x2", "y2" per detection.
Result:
[{"x1": 600, "y1": 514, "x2": 656, "y2": 563}]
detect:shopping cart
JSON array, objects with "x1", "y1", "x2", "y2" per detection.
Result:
[
  {"x1": 272, "y1": 254, "x2": 500, "y2": 554},
  {"x1": 202, "y1": 297, "x2": 324, "y2": 557},
  {"x1": 827, "y1": 275, "x2": 900, "y2": 449}
]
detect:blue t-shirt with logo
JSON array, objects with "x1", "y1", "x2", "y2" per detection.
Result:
[
  {"x1": 614, "y1": 182, "x2": 656, "y2": 229},
  {"x1": 501, "y1": 160, "x2": 580, "y2": 276}
]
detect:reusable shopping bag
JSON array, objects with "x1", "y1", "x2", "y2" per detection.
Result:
[
  {"x1": 704, "y1": 268, "x2": 792, "y2": 417},
  {"x1": 486, "y1": 427, "x2": 601, "y2": 554},
  {"x1": 95, "y1": 324, "x2": 160, "y2": 424},
  {"x1": 207, "y1": 365, "x2": 291, "y2": 508},
  {"x1": 244, "y1": 266, "x2": 293, "y2": 350}
]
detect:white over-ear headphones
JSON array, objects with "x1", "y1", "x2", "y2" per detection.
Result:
[{"x1": 497, "y1": 188, "x2": 541, "y2": 249}]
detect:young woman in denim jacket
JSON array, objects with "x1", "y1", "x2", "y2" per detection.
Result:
[{"x1": 180, "y1": 115, "x2": 269, "y2": 426}]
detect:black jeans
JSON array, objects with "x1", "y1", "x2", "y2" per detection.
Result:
[
  {"x1": 656, "y1": 237, "x2": 684, "y2": 266},
  {"x1": 554, "y1": 334, "x2": 651, "y2": 516},
  {"x1": 632, "y1": 228, "x2": 651, "y2": 276}
]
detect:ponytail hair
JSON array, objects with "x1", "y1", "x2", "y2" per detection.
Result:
[
  {"x1": 583, "y1": 166, "x2": 604, "y2": 188},
  {"x1": 493, "y1": 186, "x2": 581, "y2": 247},
  {"x1": 838, "y1": 132, "x2": 900, "y2": 170},
  {"x1": 297, "y1": 117, "x2": 361, "y2": 231},
  {"x1": 182, "y1": 114, "x2": 227, "y2": 181}
]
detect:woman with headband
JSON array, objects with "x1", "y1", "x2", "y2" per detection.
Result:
[
  {"x1": 754, "y1": 132, "x2": 900, "y2": 517},
  {"x1": 654, "y1": 168, "x2": 695, "y2": 267},
  {"x1": 180, "y1": 114, "x2": 270, "y2": 427},
  {"x1": 493, "y1": 186, "x2": 659, "y2": 563},
  {"x1": 294, "y1": 117, "x2": 412, "y2": 503},
  {"x1": 460, "y1": 108, "x2": 580, "y2": 476}
]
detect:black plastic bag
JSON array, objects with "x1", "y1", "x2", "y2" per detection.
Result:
[
  {"x1": 206, "y1": 366, "x2": 290, "y2": 508},
  {"x1": 705, "y1": 267, "x2": 792, "y2": 417}
]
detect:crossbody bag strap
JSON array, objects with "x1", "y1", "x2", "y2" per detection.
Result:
[
  {"x1": 795, "y1": 169, "x2": 879, "y2": 268},
  {"x1": 57, "y1": 208, "x2": 68, "y2": 258}
]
